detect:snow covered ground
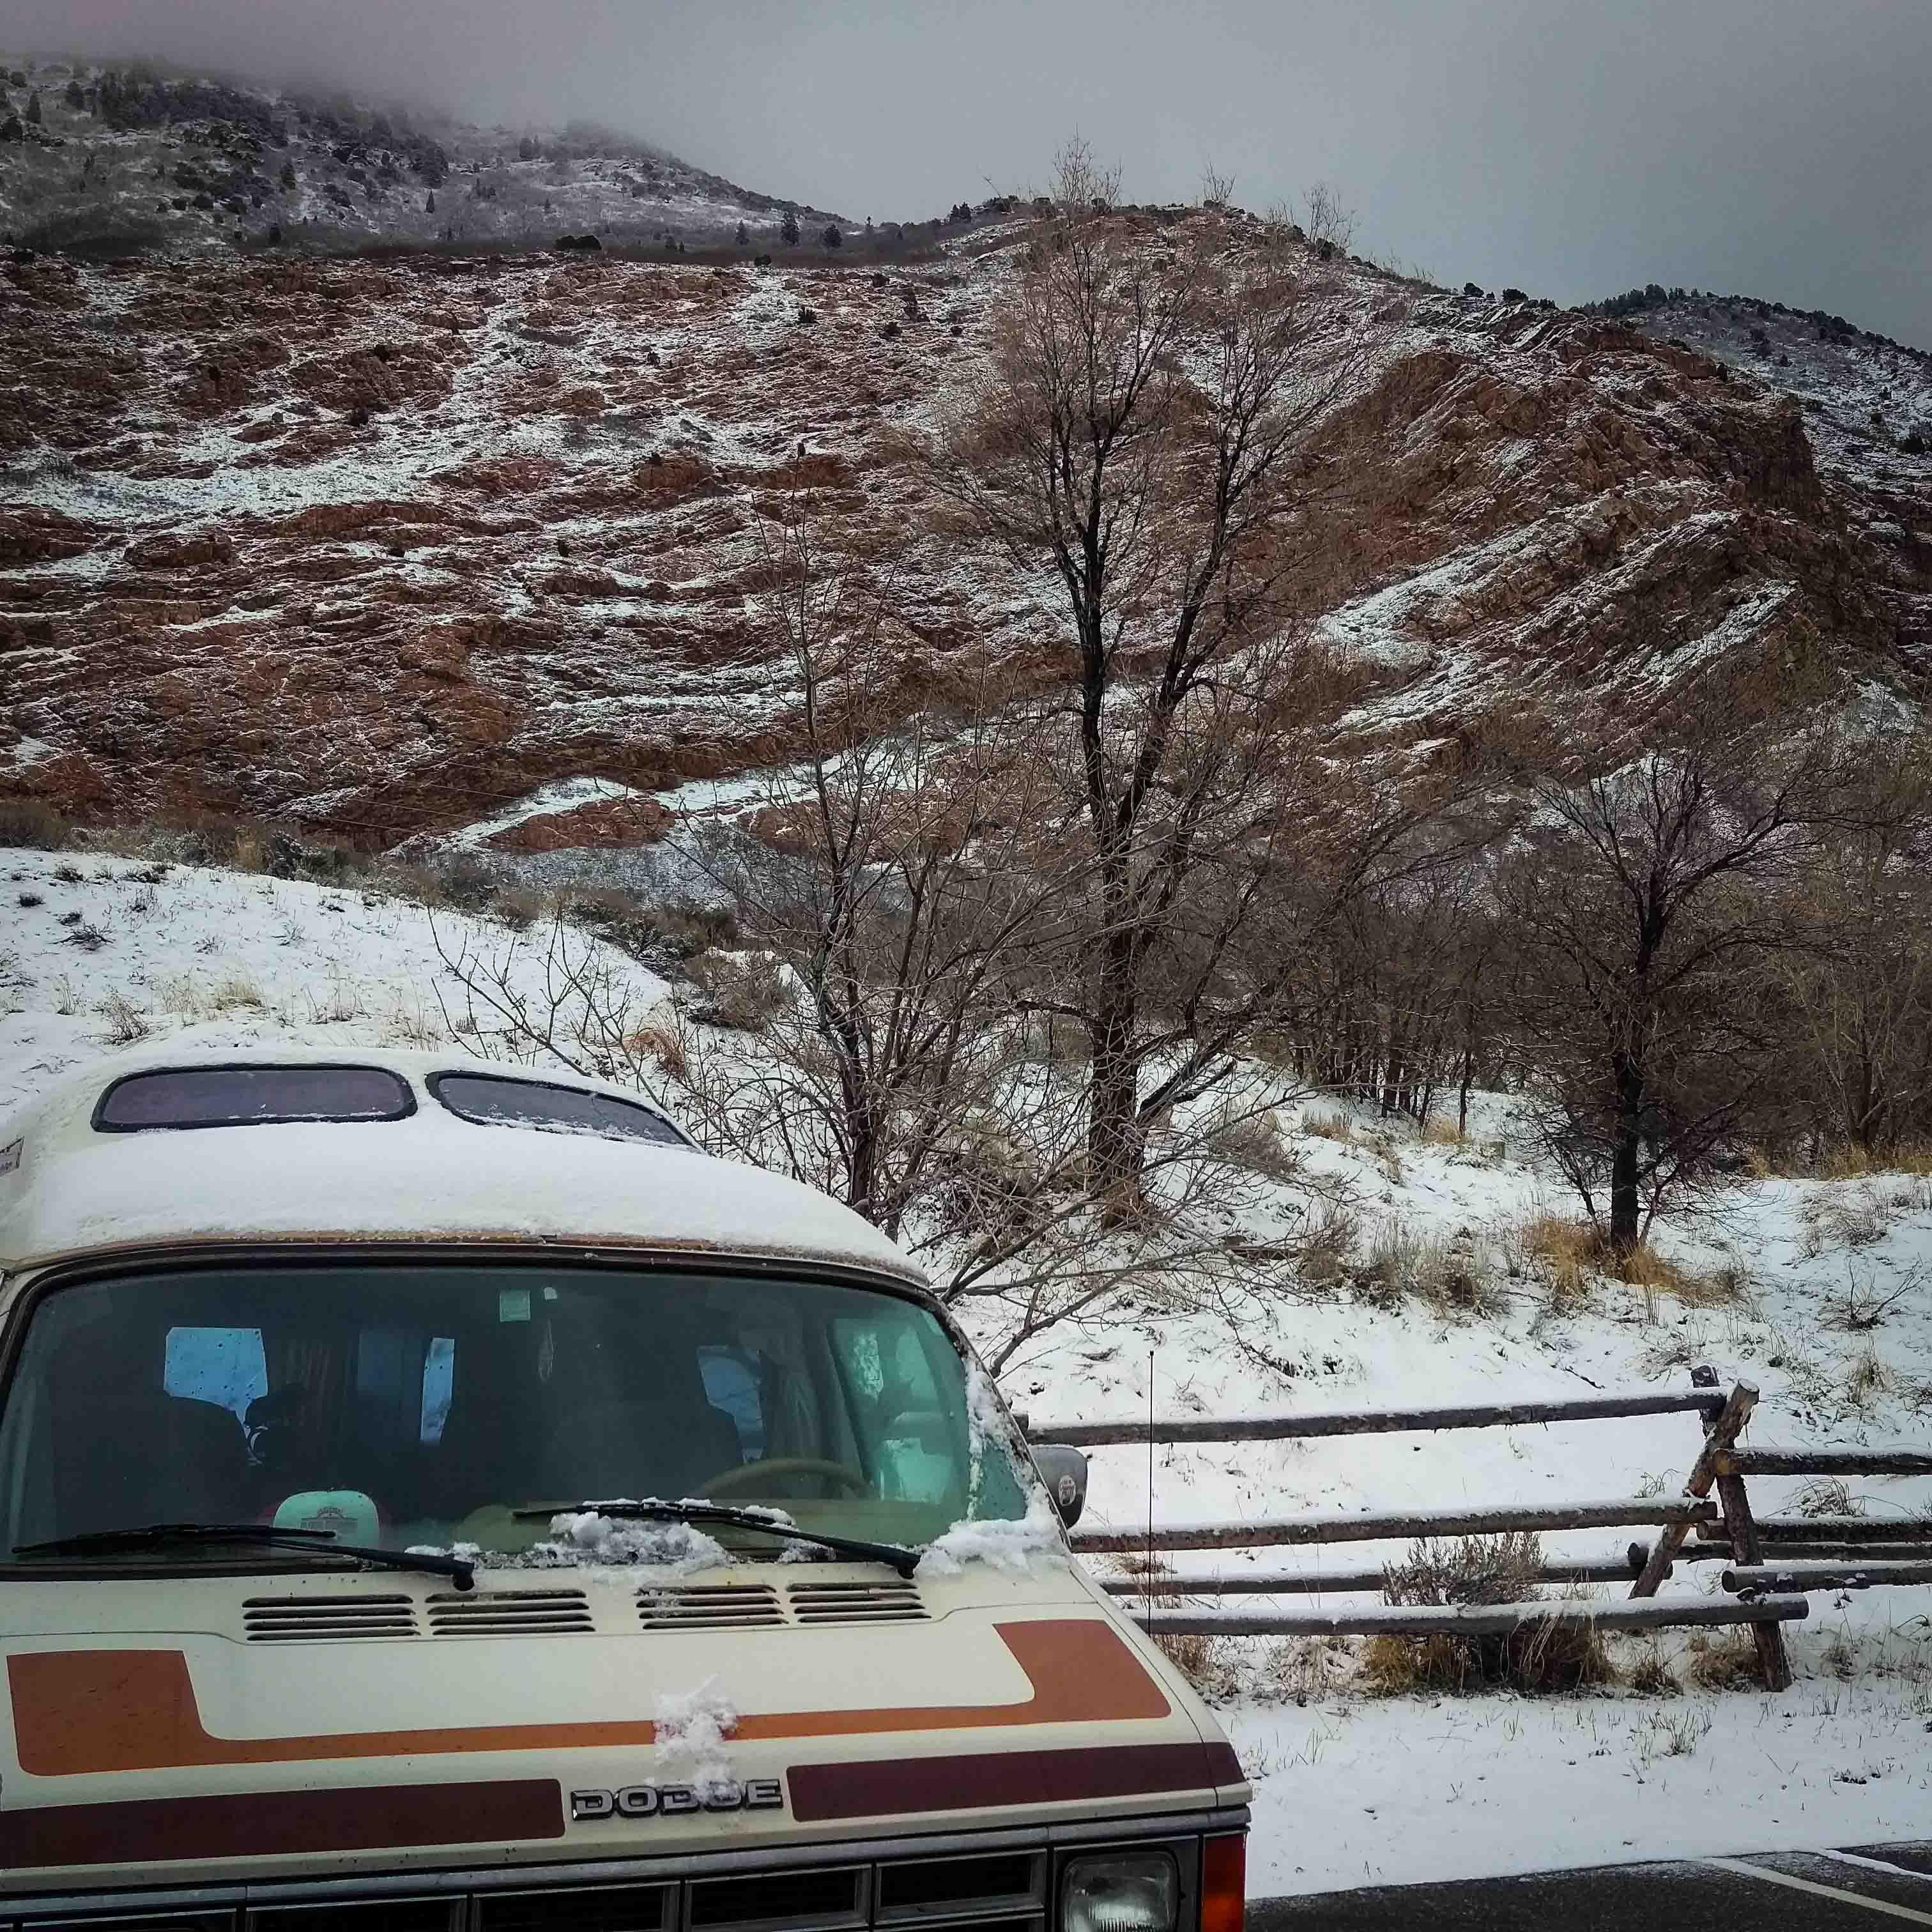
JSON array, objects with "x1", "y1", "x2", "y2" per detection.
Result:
[{"x1": 2, "y1": 844, "x2": 1929, "y2": 1896}]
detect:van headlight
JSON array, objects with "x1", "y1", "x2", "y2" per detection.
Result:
[{"x1": 1061, "y1": 1851, "x2": 1179, "y2": 1932}]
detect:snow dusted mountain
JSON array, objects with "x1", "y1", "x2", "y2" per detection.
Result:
[
  {"x1": 0, "y1": 56, "x2": 864, "y2": 257},
  {"x1": 0, "y1": 74, "x2": 1926, "y2": 850}
]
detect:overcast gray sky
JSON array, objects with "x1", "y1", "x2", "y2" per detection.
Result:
[{"x1": 23, "y1": 0, "x2": 1932, "y2": 346}]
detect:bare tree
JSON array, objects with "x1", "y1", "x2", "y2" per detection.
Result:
[
  {"x1": 1298, "y1": 180, "x2": 1356, "y2": 256},
  {"x1": 925, "y1": 162, "x2": 1386, "y2": 1197},
  {"x1": 435, "y1": 506, "x2": 1334, "y2": 1370},
  {"x1": 1777, "y1": 730, "x2": 1932, "y2": 1156},
  {"x1": 1198, "y1": 160, "x2": 1236, "y2": 210},
  {"x1": 1500, "y1": 717, "x2": 1862, "y2": 1248},
  {"x1": 1047, "y1": 134, "x2": 1121, "y2": 213}
]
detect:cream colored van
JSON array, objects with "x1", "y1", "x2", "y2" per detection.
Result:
[{"x1": 0, "y1": 1046, "x2": 1248, "y2": 1929}]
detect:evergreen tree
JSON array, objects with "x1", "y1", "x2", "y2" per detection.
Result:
[
  {"x1": 822, "y1": 223, "x2": 841, "y2": 249},
  {"x1": 780, "y1": 207, "x2": 800, "y2": 246},
  {"x1": 25, "y1": 90, "x2": 41, "y2": 125}
]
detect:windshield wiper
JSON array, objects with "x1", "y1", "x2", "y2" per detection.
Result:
[
  {"x1": 12, "y1": 1522, "x2": 477, "y2": 1591},
  {"x1": 514, "y1": 1499, "x2": 921, "y2": 1580}
]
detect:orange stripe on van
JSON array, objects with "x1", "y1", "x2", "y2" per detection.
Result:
[{"x1": 8, "y1": 1619, "x2": 1169, "y2": 1777}]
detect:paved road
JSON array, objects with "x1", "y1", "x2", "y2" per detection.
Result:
[{"x1": 1250, "y1": 1844, "x2": 1932, "y2": 1928}]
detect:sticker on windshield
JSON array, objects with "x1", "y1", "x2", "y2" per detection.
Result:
[
  {"x1": 499, "y1": 1286, "x2": 532, "y2": 1324},
  {"x1": 0, "y1": 1138, "x2": 20, "y2": 1177}
]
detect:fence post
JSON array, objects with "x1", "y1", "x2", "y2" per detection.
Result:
[
  {"x1": 1713, "y1": 1467, "x2": 1793, "y2": 1691},
  {"x1": 1630, "y1": 1380, "x2": 1757, "y2": 1600}
]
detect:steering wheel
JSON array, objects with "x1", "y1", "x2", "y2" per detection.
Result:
[{"x1": 700, "y1": 1457, "x2": 871, "y2": 1499}]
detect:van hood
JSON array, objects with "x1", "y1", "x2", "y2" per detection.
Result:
[{"x1": 0, "y1": 1558, "x2": 1244, "y2": 1896}]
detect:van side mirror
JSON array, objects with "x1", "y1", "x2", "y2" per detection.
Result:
[{"x1": 1031, "y1": 1443, "x2": 1088, "y2": 1527}]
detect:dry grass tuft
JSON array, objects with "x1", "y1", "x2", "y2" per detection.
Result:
[
  {"x1": 1301, "y1": 1108, "x2": 1355, "y2": 1145},
  {"x1": 624, "y1": 1022, "x2": 689, "y2": 1083},
  {"x1": 1151, "y1": 1625, "x2": 1246, "y2": 1700},
  {"x1": 1417, "y1": 1118, "x2": 1469, "y2": 1150},
  {"x1": 204, "y1": 970, "x2": 267, "y2": 1014},
  {"x1": 1349, "y1": 1218, "x2": 1505, "y2": 1319},
  {"x1": 1515, "y1": 1213, "x2": 1733, "y2": 1315},
  {"x1": 1625, "y1": 1642, "x2": 1682, "y2": 1696},
  {"x1": 1686, "y1": 1629, "x2": 1760, "y2": 1691}
]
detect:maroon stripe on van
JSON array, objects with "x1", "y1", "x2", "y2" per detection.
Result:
[
  {"x1": 787, "y1": 1741, "x2": 1232, "y2": 1822},
  {"x1": 0, "y1": 1777, "x2": 563, "y2": 1869}
]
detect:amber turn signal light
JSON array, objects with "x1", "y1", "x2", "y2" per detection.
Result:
[{"x1": 1201, "y1": 1832, "x2": 1245, "y2": 1932}]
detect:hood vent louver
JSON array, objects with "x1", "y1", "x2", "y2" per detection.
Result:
[
  {"x1": 786, "y1": 1580, "x2": 929, "y2": 1624},
  {"x1": 243, "y1": 1594, "x2": 419, "y2": 1641},
  {"x1": 426, "y1": 1588, "x2": 594, "y2": 1635},
  {"x1": 638, "y1": 1583, "x2": 785, "y2": 1630}
]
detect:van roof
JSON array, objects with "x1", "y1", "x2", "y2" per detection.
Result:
[{"x1": 0, "y1": 1044, "x2": 923, "y2": 1285}]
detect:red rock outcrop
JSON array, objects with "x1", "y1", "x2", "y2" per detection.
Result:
[{"x1": 0, "y1": 228, "x2": 1920, "y2": 850}]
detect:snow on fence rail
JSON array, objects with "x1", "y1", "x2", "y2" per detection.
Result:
[
  {"x1": 1027, "y1": 1378, "x2": 1930, "y2": 1691},
  {"x1": 1025, "y1": 1388, "x2": 1724, "y2": 1447},
  {"x1": 1137, "y1": 1596, "x2": 1813, "y2": 1640},
  {"x1": 1098, "y1": 1554, "x2": 1655, "y2": 1596},
  {"x1": 1070, "y1": 1496, "x2": 1719, "y2": 1553}
]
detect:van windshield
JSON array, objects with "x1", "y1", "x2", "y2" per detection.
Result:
[{"x1": 0, "y1": 1262, "x2": 1032, "y2": 1568}]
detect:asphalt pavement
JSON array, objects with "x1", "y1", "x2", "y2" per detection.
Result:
[{"x1": 1250, "y1": 1844, "x2": 1932, "y2": 1928}]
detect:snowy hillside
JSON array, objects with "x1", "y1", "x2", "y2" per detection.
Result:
[
  {"x1": 3, "y1": 220, "x2": 1918, "y2": 852},
  {"x1": 3, "y1": 845, "x2": 1929, "y2": 1894},
  {"x1": 0, "y1": 57, "x2": 857, "y2": 257}
]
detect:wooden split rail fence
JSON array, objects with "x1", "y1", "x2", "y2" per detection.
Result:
[{"x1": 1026, "y1": 1378, "x2": 1932, "y2": 1692}]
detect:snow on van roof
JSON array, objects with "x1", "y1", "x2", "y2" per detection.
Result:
[{"x1": 0, "y1": 1043, "x2": 921, "y2": 1283}]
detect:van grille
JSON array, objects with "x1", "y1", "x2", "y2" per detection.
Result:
[
  {"x1": 638, "y1": 1584, "x2": 785, "y2": 1630},
  {"x1": 475, "y1": 1883, "x2": 674, "y2": 1931},
  {"x1": 425, "y1": 1589, "x2": 595, "y2": 1635},
  {"x1": 876, "y1": 1852, "x2": 1045, "y2": 1919},
  {"x1": 242, "y1": 1594, "x2": 418, "y2": 1641},
  {"x1": 249, "y1": 1902, "x2": 463, "y2": 1931},
  {"x1": 689, "y1": 1867, "x2": 866, "y2": 1929},
  {"x1": 787, "y1": 1581, "x2": 928, "y2": 1625},
  {"x1": 24, "y1": 1839, "x2": 1058, "y2": 1931}
]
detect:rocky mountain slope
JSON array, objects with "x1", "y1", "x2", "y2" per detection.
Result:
[
  {"x1": 0, "y1": 57, "x2": 862, "y2": 257},
  {"x1": 1, "y1": 182, "x2": 1926, "y2": 852}
]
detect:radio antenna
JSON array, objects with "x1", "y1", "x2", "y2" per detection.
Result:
[{"x1": 1145, "y1": 1347, "x2": 1156, "y2": 1626}]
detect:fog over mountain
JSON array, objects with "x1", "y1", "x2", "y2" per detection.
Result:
[{"x1": 16, "y1": 0, "x2": 1932, "y2": 349}]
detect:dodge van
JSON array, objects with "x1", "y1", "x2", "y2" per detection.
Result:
[{"x1": 0, "y1": 1046, "x2": 1248, "y2": 1929}]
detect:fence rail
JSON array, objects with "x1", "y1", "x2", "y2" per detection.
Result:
[
  {"x1": 1028, "y1": 1388, "x2": 1724, "y2": 1448},
  {"x1": 1725, "y1": 1560, "x2": 1932, "y2": 1593},
  {"x1": 1073, "y1": 1497, "x2": 1717, "y2": 1555},
  {"x1": 1098, "y1": 1554, "x2": 1655, "y2": 1597},
  {"x1": 1721, "y1": 1447, "x2": 1932, "y2": 1478},
  {"x1": 1696, "y1": 1515, "x2": 1932, "y2": 1545},
  {"x1": 1137, "y1": 1596, "x2": 1810, "y2": 1640}
]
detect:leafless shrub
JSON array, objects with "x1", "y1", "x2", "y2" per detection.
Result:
[
  {"x1": 94, "y1": 990, "x2": 151, "y2": 1046},
  {"x1": 683, "y1": 949, "x2": 789, "y2": 1032},
  {"x1": 1297, "y1": 180, "x2": 1356, "y2": 255},
  {"x1": 0, "y1": 800, "x2": 73, "y2": 849},
  {"x1": 1365, "y1": 1535, "x2": 1611, "y2": 1696},
  {"x1": 1820, "y1": 1259, "x2": 1924, "y2": 1331},
  {"x1": 1791, "y1": 1476, "x2": 1860, "y2": 1519},
  {"x1": 1204, "y1": 1105, "x2": 1302, "y2": 1184}
]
